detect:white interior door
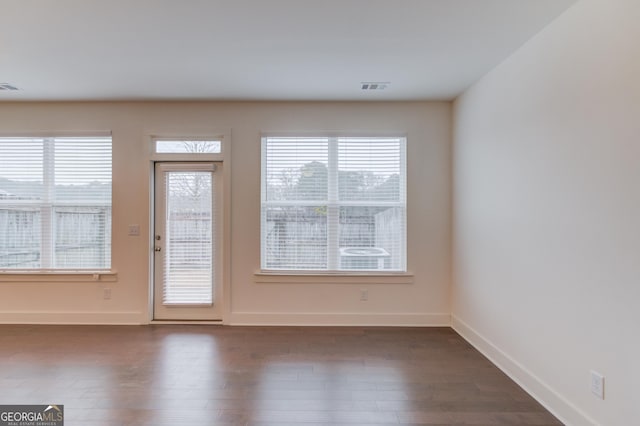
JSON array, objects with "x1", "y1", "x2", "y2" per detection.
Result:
[{"x1": 153, "y1": 162, "x2": 223, "y2": 320}]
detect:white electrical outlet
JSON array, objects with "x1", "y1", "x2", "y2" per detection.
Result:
[
  {"x1": 590, "y1": 370, "x2": 605, "y2": 399},
  {"x1": 128, "y1": 224, "x2": 140, "y2": 236},
  {"x1": 103, "y1": 288, "x2": 112, "y2": 300},
  {"x1": 360, "y1": 289, "x2": 368, "y2": 301}
]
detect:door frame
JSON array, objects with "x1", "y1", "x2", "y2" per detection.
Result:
[{"x1": 147, "y1": 132, "x2": 231, "y2": 324}]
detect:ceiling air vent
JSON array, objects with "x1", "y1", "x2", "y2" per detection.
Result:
[
  {"x1": 361, "y1": 82, "x2": 389, "y2": 91},
  {"x1": 0, "y1": 83, "x2": 19, "y2": 91}
]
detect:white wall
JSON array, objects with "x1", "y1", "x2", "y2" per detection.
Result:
[
  {"x1": 453, "y1": 0, "x2": 640, "y2": 425},
  {"x1": 0, "y1": 101, "x2": 452, "y2": 326}
]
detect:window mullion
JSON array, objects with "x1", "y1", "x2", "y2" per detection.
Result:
[
  {"x1": 41, "y1": 138, "x2": 55, "y2": 268},
  {"x1": 327, "y1": 137, "x2": 339, "y2": 270},
  {"x1": 399, "y1": 138, "x2": 407, "y2": 271}
]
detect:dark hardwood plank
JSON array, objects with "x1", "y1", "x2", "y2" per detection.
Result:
[{"x1": 0, "y1": 325, "x2": 562, "y2": 426}]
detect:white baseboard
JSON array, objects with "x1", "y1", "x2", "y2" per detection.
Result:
[
  {"x1": 0, "y1": 311, "x2": 145, "y2": 325},
  {"x1": 451, "y1": 315, "x2": 596, "y2": 426},
  {"x1": 227, "y1": 312, "x2": 450, "y2": 326},
  {"x1": 0, "y1": 311, "x2": 449, "y2": 327}
]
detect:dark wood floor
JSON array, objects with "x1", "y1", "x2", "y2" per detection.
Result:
[{"x1": 0, "y1": 325, "x2": 562, "y2": 426}]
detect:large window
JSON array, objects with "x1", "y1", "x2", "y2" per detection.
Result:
[
  {"x1": 261, "y1": 136, "x2": 406, "y2": 272},
  {"x1": 0, "y1": 136, "x2": 112, "y2": 270}
]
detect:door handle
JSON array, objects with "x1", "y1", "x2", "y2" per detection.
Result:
[{"x1": 155, "y1": 246, "x2": 162, "y2": 252}]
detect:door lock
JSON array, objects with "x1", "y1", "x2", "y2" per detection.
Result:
[{"x1": 155, "y1": 246, "x2": 162, "y2": 252}]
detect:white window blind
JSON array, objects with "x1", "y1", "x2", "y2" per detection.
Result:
[
  {"x1": 163, "y1": 170, "x2": 214, "y2": 305},
  {"x1": 261, "y1": 136, "x2": 406, "y2": 272},
  {"x1": 0, "y1": 136, "x2": 112, "y2": 270}
]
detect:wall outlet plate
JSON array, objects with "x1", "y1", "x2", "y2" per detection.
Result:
[{"x1": 590, "y1": 370, "x2": 605, "y2": 399}]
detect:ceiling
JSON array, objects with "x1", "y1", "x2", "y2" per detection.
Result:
[{"x1": 0, "y1": 0, "x2": 578, "y2": 102}]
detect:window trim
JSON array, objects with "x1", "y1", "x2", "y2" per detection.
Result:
[
  {"x1": 260, "y1": 134, "x2": 408, "y2": 274},
  {"x1": 0, "y1": 270, "x2": 118, "y2": 282},
  {"x1": 253, "y1": 270, "x2": 413, "y2": 284}
]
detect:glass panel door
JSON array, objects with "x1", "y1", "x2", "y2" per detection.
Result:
[{"x1": 153, "y1": 162, "x2": 222, "y2": 320}]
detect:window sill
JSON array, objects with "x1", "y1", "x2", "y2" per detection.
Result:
[
  {"x1": 254, "y1": 271, "x2": 413, "y2": 285},
  {"x1": 0, "y1": 270, "x2": 118, "y2": 283}
]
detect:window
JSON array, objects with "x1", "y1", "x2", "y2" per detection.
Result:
[
  {"x1": 154, "y1": 139, "x2": 221, "y2": 154},
  {"x1": 261, "y1": 136, "x2": 406, "y2": 272},
  {"x1": 0, "y1": 136, "x2": 112, "y2": 270}
]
